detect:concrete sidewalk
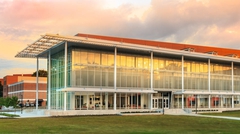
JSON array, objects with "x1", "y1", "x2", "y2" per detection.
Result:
[
  {"x1": 187, "y1": 114, "x2": 240, "y2": 121},
  {"x1": 167, "y1": 112, "x2": 240, "y2": 121},
  {"x1": 0, "y1": 109, "x2": 50, "y2": 118}
]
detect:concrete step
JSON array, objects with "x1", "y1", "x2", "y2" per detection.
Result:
[{"x1": 164, "y1": 109, "x2": 187, "y2": 115}]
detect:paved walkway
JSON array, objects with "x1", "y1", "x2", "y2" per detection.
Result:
[
  {"x1": 187, "y1": 114, "x2": 240, "y2": 121},
  {"x1": 167, "y1": 113, "x2": 240, "y2": 121},
  {"x1": 1, "y1": 110, "x2": 240, "y2": 120}
]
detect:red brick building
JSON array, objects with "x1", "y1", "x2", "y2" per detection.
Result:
[
  {"x1": 2, "y1": 74, "x2": 47, "y2": 106},
  {"x1": 0, "y1": 78, "x2": 3, "y2": 85}
]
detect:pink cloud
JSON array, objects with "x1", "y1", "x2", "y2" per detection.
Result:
[{"x1": 0, "y1": 0, "x2": 240, "y2": 77}]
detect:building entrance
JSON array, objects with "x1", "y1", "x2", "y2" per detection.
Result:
[
  {"x1": 152, "y1": 92, "x2": 171, "y2": 109},
  {"x1": 75, "y1": 95, "x2": 84, "y2": 110},
  {"x1": 152, "y1": 98, "x2": 169, "y2": 109}
]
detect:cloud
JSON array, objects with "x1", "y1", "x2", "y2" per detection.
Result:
[{"x1": 0, "y1": 0, "x2": 240, "y2": 77}]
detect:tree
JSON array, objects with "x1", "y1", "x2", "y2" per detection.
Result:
[
  {"x1": 0, "y1": 96, "x2": 18, "y2": 108},
  {"x1": 0, "y1": 97, "x2": 4, "y2": 107},
  {"x1": 4, "y1": 97, "x2": 12, "y2": 108},
  {"x1": 10, "y1": 96, "x2": 18, "y2": 108},
  {"x1": 32, "y1": 70, "x2": 48, "y2": 77}
]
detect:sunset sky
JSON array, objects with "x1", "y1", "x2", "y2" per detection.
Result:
[{"x1": 0, "y1": 0, "x2": 240, "y2": 78}]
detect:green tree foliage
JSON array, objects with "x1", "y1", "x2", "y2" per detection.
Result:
[
  {"x1": 10, "y1": 96, "x2": 19, "y2": 108},
  {"x1": 0, "y1": 97, "x2": 4, "y2": 106},
  {"x1": 32, "y1": 70, "x2": 48, "y2": 77},
  {"x1": 0, "y1": 96, "x2": 18, "y2": 108},
  {"x1": 4, "y1": 97, "x2": 12, "y2": 108}
]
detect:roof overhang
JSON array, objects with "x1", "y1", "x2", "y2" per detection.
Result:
[
  {"x1": 15, "y1": 33, "x2": 240, "y2": 63},
  {"x1": 15, "y1": 34, "x2": 89, "y2": 58},
  {"x1": 57, "y1": 87, "x2": 157, "y2": 93}
]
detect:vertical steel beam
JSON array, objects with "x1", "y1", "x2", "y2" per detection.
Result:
[
  {"x1": 150, "y1": 52, "x2": 153, "y2": 90},
  {"x1": 232, "y1": 62, "x2": 234, "y2": 108},
  {"x1": 114, "y1": 47, "x2": 117, "y2": 110},
  {"x1": 114, "y1": 93, "x2": 116, "y2": 110},
  {"x1": 64, "y1": 91, "x2": 66, "y2": 111},
  {"x1": 36, "y1": 57, "x2": 39, "y2": 110},
  {"x1": 64, "y1": 41, "x2": 67, "y2": 88},
  {"x1": 181, "y1": 56, "x2": 184, "y2": 109},
  {"x1": 64, "y1": 41, "x2": 68, "y2": 111},
  {"x1": 208, "y1": 59, "x2": 211, "y2": 109},
  {"x1": 48, "y1": 51, "x2": 51, "y2": 110}
]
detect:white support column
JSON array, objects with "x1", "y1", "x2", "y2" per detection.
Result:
[
  {"x1": 150, "y1": 94, "x2": 153, "y2": 110},
  {"x1": 48, "y1": 51, "x2": 51, "y2": 110},
  {"x1": 232, "y1": 62, "x2": 234, "y2": 93},
  {"x1": 208, "y1": 59, "x2": 211, "y2": 109},
  {"x1": 182, "y1": 94, "x2": 184, "y2": 109},
  {"x1": 105, "y1": 93, "x2": 108, "y2": 109},
  {"x1": 64, "y1": 91, "x2": 67, "y2": 111},
  {"x1": 208, "y1": 59, "x2": 211, "y2": 92},
  {"x1": 150, "y1": 52, "x2": 153, "y2": 90},
  {"x1": 64, "y1": 41, "x2": 67, "y2": 88},
  {"x1": 150, "y1": 52, "x2": 153, "y2": 110},
  {"x1": 87, "y1": 92, "x2": 89, "y2": 110},
  {"x1": 181, "y1": 56, "x2": 184, "y2": 109},
  {"x1": 114, "y1": 47, "x2": 117, "y2": 110},
  {"x1": 209, "y1": 95, "x2": 211, "y2": 109},
  {"x1": 36, "y1": 57, "x2": 39, "y2": 110},
  {"x1": 114, "y1": 93, "x2": 116, "y2": 110},
  {"x1": 232, "y1": 62, "x2": 234, "y2": 108},
  {"x1": 114, "y1": 47, "x2": 117, "y2": 90},
  {"x1": 64, "y1": 41, "x2": 67, "y2": 111}
]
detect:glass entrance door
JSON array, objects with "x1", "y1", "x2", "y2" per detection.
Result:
[
  {"x1": 152, "y1": 99, "x2": 157, "y2": 109},
  {"x1": 152, "y1": 98, "x2": 169, "y2": 109},
  {"x1": 163, "y1": 98, "x2": 169, "y2": 109},
  {"x1": 75, "y1": 95, "x2": 83, "y2": 110},
  {"x1": 152, "y1": 98, "x2": 163, "y2": 109}
]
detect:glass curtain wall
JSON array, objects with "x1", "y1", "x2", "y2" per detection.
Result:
[
  {"x1": 153, "y1": 57, "x2": 182, "y2": 89},
  {"x1": 50, "y1": 50, "x2": 65, "y2": 109},
  {"x1": 117, "y1": 53, "x2": 151, "y2": 89},
  {"x1": 184, "y1": 60, "x2": 208, "y2": 91},
  {"x1": 234, "y1": 65, "x2": 240, "y2": 92},
  {"x1": 73, "y1": 92, "x2": 149, "y2": 110},
  {"x1": 210, "y1": 63, "x2": 231, "y2": 91},
  {"x1": 71, "y1": 49, "x2": 114, "y2": 88}
]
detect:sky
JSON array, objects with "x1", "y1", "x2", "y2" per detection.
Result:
[{"x1": 0, "y1": 0, "x2": 240, "y2": 78}]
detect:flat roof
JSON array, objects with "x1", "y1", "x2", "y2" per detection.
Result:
[
  {"x1": 15, "y1": 33, "x2": 240, "y2": 61},
  {"x1": 76, "y1": 33, "x2": 240, "y2": 57}
]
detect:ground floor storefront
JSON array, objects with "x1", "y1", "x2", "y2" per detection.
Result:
[
  {"x1": 173, "y1": 94, "x2": 240, "y2": 109},
  {"x1": 49, "y1": 90, "x2": 240, "y2": 112}
]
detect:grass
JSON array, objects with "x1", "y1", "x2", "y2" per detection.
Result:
[
  {"x1": 202, "y1": 110, "x2": 240, "y2": 117},
  {"x1": 0, "y1": 113, "x2": 20, "y2": 118},
  {"x1": 0, "y1": 115, "x2": 240, "y2": 133}
]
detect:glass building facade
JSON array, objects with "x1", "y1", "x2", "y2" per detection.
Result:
[{"x1": 46, "y1": 41, "x2": 240, "y2": 112}]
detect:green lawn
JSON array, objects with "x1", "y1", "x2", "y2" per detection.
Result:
[
  {"x1": 202, "y1": 110, "x2": 240, "y2": 117},
  {"x1": 0, "y1": 115, "x2": 239, "y2": 134}
]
